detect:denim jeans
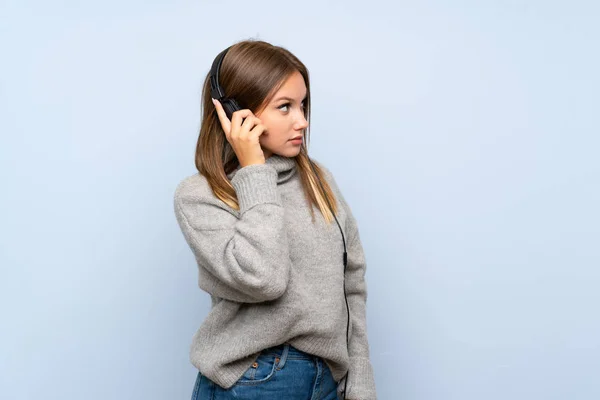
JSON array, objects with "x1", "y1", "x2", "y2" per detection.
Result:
[{"x1": 191, "y1": 343, "x2": 340, "y2": 400}]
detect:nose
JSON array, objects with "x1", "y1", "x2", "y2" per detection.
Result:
[{"x1": 294, "y1": 113, "x2": 308, "y2": 130}]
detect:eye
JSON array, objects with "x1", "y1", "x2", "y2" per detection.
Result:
[
  {"x1": 277, "y1": 102, "x2": 291, "y2": 112},
  {"x1": 277, "y1": 102, "x2": 306, "y2": 113}
]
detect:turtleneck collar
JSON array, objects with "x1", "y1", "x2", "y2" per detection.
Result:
[{"x1": 227, "y1": 154, "x2": 297, "y2": 184}]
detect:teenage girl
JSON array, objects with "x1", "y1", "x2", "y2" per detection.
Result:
[{"x1": 174, "y1": 39, "x2": 376, "y2": 400}]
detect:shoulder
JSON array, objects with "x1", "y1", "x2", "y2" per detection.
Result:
[
  {"x1": 173, "y1": 172, "x2": 239, "y2": 217},
  {"x1": 309, "y1": 156, "x2": 338, "y2": 186},
  {"x1": 308, "y1": 156, "x2": 346, "y2": 202},
  {"x1": 309, "y1": 156, "x2": 334, "y2": 181},
  {"x1": 173, "y1": 172, "x2": 214, "y2": 203}
]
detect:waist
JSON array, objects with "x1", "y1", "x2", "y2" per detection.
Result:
[{"x1": 260, "y1": 342, "x2": 316, "y2": 360}]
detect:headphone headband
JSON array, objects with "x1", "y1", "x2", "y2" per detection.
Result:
[
  {"x1": 210, "y1": 46, "x2": 230, "y2": 100},
  {"x1": 209, "y1": 45, "x2": 241, "y2": 119}
]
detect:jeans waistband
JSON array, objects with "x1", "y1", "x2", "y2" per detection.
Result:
[{"x1": 260, "y1": 342, "x2": 316, "y2": 360}]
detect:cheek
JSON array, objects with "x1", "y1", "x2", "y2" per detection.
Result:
[{"x1": 262, "y1": 119, "x2": 286, "y2": 137}]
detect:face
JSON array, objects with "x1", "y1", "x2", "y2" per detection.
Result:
[{"x1": 255, "y1": 70, "x2": 309, "y2": 159}]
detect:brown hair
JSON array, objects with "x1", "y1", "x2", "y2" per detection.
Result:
[{"x1": 195, "y1": 39, "x2": 339, "y2": 223}]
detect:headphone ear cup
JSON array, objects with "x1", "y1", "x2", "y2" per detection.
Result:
[{"x1": 222, "y1": 98, "x2": 241, "y2": 120}]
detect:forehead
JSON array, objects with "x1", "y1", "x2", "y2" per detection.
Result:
[{"x1": 273, "y1": 71, "x2": 307, "y2": 100}]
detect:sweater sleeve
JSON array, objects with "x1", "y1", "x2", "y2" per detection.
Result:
[
  {"x1": 318, "y1": 164, "x2": 377, "y2": 400},
  {"x1": 173, "y1": 164, "x2": 292, "y2": 303}
]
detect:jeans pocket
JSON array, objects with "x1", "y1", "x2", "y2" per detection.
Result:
[{"x1": 234, "y1": 353, "x2": 279, "y2": 386}]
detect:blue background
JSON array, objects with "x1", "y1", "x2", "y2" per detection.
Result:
[{"x1": 1, "y1": 1, "x2": 598, "y2": 399}]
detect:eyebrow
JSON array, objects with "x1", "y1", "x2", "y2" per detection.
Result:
[{"x1": 274, "y1": 95, "x2": 307, "y2": 103}]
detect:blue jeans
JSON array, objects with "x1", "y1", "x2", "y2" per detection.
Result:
[{"x1": 191, "y1": 343, "x2": 340, "y2": 400}]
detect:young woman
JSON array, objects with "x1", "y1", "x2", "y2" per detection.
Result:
[{"x1": 174, "y1": 39, "x2": 377, "y2": 400}]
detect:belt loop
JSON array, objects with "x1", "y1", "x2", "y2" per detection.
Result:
[{"x1": 276, "y1": 343, "x2": 290, "y2": 370}]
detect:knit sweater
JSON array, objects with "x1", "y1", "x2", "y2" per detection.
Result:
[{"x1": 173, "y1": 154, "x2": 376, "y2": 400}]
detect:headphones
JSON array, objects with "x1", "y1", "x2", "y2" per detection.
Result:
[{"x1": 209, "y1": 45, "x2": 351, "y2": 400}]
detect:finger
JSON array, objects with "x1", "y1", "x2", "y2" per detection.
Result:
[
  {"x1": 240, "y1": 115, "x2": 261, "y2": 136},
  {"x1": 211, "y1": 98, "x2": 232, "y2": 135},
  {"x1": 249, "y1": 123, "x2": 266, "y2": 138},
  {"x1": 230, "y1": 109, "x2": 255, "y2": 136}
]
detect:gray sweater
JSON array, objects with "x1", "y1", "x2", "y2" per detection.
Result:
[{"x1": 173, "y1": 154, "x2": 376, "y2": 400}]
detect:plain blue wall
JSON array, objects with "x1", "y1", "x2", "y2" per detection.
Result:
[{"x1": 1, "y1": 1, "x2": 599, "y2": 399}]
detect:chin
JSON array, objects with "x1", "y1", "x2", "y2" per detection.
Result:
[
  {"x1": 270, "y1": 146, "x2": 301, "y2": 158},
  {"x1": 281, "y1": 147, "x2": 302, "y2": 158}
]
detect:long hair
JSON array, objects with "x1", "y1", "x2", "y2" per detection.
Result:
[{"x1": 195, "y1": 39, "x2": 339, "y2": 223}]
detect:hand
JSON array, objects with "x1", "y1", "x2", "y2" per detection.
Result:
[{"x1": 212, "y1": 98, "x2": 266, "y2": 168}]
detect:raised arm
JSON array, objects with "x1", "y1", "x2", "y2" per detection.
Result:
[{"x1": 174, "y1": 163, "x2": 292, "y2": 303}]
